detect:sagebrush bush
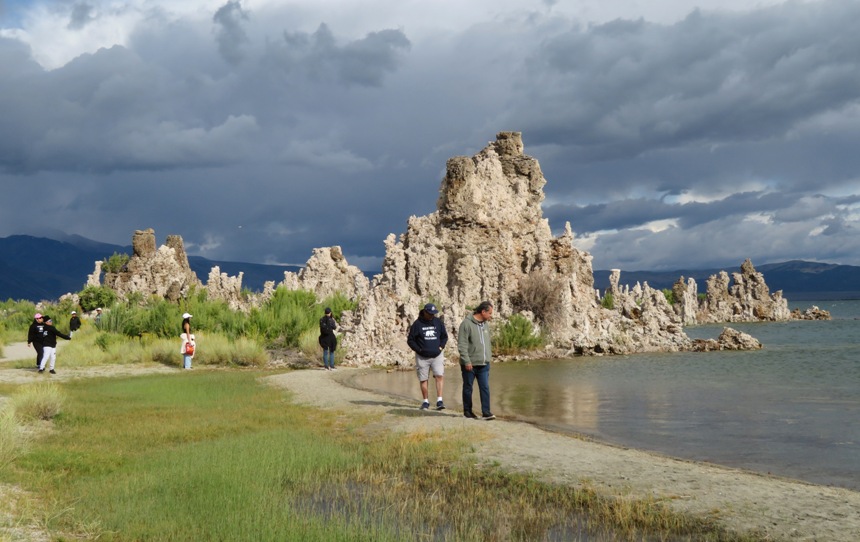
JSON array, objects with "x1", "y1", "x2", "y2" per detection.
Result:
[
  {"x1": 12, "y1": 382, "x2": 65, "y2": 421},
  {"x1": 513, "y1": 271, "x2": 565, "y2": 328},
  {"x1": 79, "y1": 285, "x2": 117, "y2": 313},
  {"x1": 601, "y1": 293, "x2": 615, "y2": 310}
]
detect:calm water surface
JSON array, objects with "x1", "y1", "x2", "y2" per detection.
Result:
[{"x1": 351, "y1": 300, "x2": 860, "y2": 490}]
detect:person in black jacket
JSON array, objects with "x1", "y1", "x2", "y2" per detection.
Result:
[
  {"x1": 69, "y1": 311, "x2": 81, "y2": 337},
  {"x1": 407, "y1": 303, "x2": 448, "y2": 410},
  {"x1": 38, "y1": 315, "x2": 71, "y2": 374},
  {"x1": 318, "y1": 308, "x2": 338, "y2": 370},
  {"x1": 27, "y1": 313, "x2": 46, "y2": 368}
]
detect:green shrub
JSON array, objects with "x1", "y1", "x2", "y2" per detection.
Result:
[
  {"x1": 662, "y1": 289, "x2": 675, "y2": 305},
  {"x1": 493, "y1": 313, "x2": 544, "y2": 354},
  {"x1": 102, "y1": 252, "x2": 130, "y2": 274},
  {"x1": 79, "y1": 285, "x2": 117, "y2": 313},
  {"x1": 601, "y1": 293, "x2": 615, "y2": 310},
  {"x1": 513, "y1": 271, "x2": 564, "y2": 327},
  {"x1": 11, "y1": 382, "x2": 65, "y2": 421}
]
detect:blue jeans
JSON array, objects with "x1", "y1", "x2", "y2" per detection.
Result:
[
  {"x1": 183, "y1": 355, "x2": 192, "y2": 369},
  {"x1": 461, "y1": 364, "x2": 491, "y2": 416},
  {"x1": 322, "y1": 348, "x2": 335, "y2": 368}
]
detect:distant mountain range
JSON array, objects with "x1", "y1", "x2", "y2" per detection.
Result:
[
  {"x1": 2, "y1": 234, "x2": 859, "y2": 302},
  {"x1": 0, "y1": 234, "x2": 300, "y2": 302}
]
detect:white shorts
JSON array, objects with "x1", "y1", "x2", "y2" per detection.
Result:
[{"x1": 416, "y1": 352, "x2": 445, "y2": 381}]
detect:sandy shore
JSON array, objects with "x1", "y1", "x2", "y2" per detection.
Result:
[
  {"x1": 266, "y1": 368, "x2": 860, "y2": 542},
  {"x1": 2, "y1": 342, "x2": 859, "y2": 541}
]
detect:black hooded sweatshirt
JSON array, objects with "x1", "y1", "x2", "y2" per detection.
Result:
[{"x1": 41, "y1": 323, "x2": 71, "y2": 347}]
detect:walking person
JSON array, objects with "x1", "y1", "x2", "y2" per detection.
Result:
[
  {"x1": 407, "y1": 303, "x2": 448, "y2": 410},
  {"x1": 38, "y1": 316, "x2": 71, "y2": 374},
  {"x1": 319, "y1": 307, "x2": 338, "y2": 370},
  {"x1": 69, "y1": 311, "x2": 81, "y2": 337},
  {"x1": 180, "y1": 313, "x2": 194, "y2": 369},
  {"x1": 94, "y1": 307, "x2": 102, "y2": 326},
  {"x1": 27, "y1": 313, "x2": 46, "y2": 369},
  {"x1": 457, "y1": 301, "x2": 495, "y2": 420}
]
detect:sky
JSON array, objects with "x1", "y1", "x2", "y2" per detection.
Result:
[{"x1": 2, "y1": 0, "x2": 859, "y2": 273}]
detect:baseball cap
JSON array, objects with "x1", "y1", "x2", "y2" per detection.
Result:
[
  {"x1": 71, "y1": 310, "x2": 77, "y2": 314},
  {"x1": 324, "y1": 307, "x2": 332, "y2": 314},
  {"x1": 423, "y1": 303, "x2": 438, "y2": 314},
  {"x1": 34, "y1": 313, "x2": 42, "y2": 319},
  {"x1": 182, "y1": 313, "x2": 192, "y2": 319}
]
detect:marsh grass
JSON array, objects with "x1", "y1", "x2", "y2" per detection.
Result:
[
  {"x1": 10, "y1": 382, "x2": 64, "y2": 422},
  {"x1": 3, "y1": 372, "x2": 761, "y2": 542}
]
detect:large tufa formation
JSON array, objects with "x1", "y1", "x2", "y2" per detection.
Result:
[
  {"x1": 338, "y1": 132, "x2": 692, "y2": 365},
  {"x1": 100, "y1": 229, "x2": 201, "y2": 301},
  {"x1": 697, "y1": 259, "x2": 791, "y2": 322}
]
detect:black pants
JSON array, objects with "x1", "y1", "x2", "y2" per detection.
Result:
[{"x1": 34, "y1": 343, "x2": 44, "y2": 367}]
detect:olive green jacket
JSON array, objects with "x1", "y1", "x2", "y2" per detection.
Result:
[{"x1": 457, "y1": 314, "x2": 492, "y2": 366}]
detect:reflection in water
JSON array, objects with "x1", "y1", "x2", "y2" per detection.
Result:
[{"x1": 352, "y1": 300, "x2": 860, "y2": 490}]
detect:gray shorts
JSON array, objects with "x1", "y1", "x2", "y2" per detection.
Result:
[{"x1": 416, "y1": 352, "x2": 445, "y2": 381}]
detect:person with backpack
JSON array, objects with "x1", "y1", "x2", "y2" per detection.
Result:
[{"x1": 318, "y1": 308, "x2": 338, "y2": 370}]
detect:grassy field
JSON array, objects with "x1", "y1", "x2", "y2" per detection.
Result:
[{"x1": 0, "y1": 370, "x2": 765, "y2": 541}]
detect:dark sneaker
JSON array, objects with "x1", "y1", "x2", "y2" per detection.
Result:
[
  {"x1": 436, "y1": 400, "x2": 445, "y2": 411},
  {"x1": 420, "y1": 401, "x2": 430, "y2": 410},
  {"x1": 464, "y1": 412, "x2": 478, "y2": 419},
  {"x1": 38, "y1": 369, "x2": 44, "y2": 373},
  {"x1": 49, "y1": 369, "x2": 56, "y2": 374},
  {"x1": 482, "y1": 413, "x2": 496, "y2": 420}
]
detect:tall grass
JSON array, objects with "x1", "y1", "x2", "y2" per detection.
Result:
[
  {"x1": 10, "y1": 382, "x2": 65, "y2": 422},
  {"x1": 493, "y1": 313, "x2": 545, "y2": 355},
  {"x1": 6, "y1": 372, "x2": 757, "y2": 542},
  {"x1": 0, "y1": 405, "x2": 27, "y2": 471}
]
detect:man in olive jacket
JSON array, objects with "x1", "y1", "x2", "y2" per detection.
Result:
[{"x1": 457, "y1": 301, "x2": 495, "y2": 420}]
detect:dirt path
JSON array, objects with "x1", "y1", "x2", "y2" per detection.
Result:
[
  {"x1": 2, "y1": 343, "x2": 858, "y2": 541},
  {"x1": 266, "y1": 368, "x2": 860, "y2": 542}
]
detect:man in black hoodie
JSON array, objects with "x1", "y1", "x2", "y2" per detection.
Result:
[
  {"x1": 27, "y1": 313, "x2": 46, "y2": 368},
  {"x1": 407, "y1": 303, "x2": 448, "y2": 411},
  {"x1": 38, "y1": 315, "x2": 71, "y2": 374}
]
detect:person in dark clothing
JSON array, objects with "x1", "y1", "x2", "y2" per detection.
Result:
[
  {"x1": 27, "y1": 313, "x2": 46, "y2": 369},
  {"x1": 38, "y1": 315, "x2": 71, "y2": 374},
  {"x1": 318, "y1": 308, "x2": 338, "y2": 370},
  {"x1": 407, "y1": 303, "x2": 448, "y2": 410},
  {"x1": 69, "y1": 311, "x2": 81, "y2": 337}
]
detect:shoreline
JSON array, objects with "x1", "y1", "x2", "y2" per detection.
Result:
[
  {"x1": 2, "y1": 344, "x2": 858, "y2": 541},
  {"x1": 266, "y1": 367, "x2": 860, "y2": 542}
]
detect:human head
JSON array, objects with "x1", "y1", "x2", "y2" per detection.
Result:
[
  {"x1": 421, "y1": 303, "x2": 438, "y2": 320},
  {"x1": 324, "y1": 307, "x2": 332, "y2": 315},
  {"x1": 96, "y1": 308, "x2": 102, "y2": 312},
  {"x1": 71, "y1": 311, "x2": 77, "y2": 315},
  {"x1": 34, "y1": 313, "x2": 43, "y2": 320},
  {"x1": 182, "y1": 313, "x2": 192, "y2": 319},
  {"x1": 473, "y1": 301, "x2": 494, "y2": 321},
  {"x1": 43, "y1": 315, "x2": 52, "y2": 324}
]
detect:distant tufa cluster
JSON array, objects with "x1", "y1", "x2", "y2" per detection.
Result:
[{"x1": 87, "y1": 133, "x2": 827, "y2": 366}]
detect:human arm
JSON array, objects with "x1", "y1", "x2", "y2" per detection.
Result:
[{"x1": 457, "y1": 319, "x2": 472, "y2": 370}]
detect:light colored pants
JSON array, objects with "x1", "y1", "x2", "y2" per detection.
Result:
[
  {"x1": 183, "y1": 355, "x2": 193, "y2": 369},
  {"x1": 39, "y1": 346, "x2": 57, "y2": 371}
]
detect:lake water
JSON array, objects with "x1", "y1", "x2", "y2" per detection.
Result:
[{"x1": 350, "y1": 299, "x2": 860, "y2": 491}]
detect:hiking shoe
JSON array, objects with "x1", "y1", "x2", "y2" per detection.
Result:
[
  {"x1": 463, "y1": 412, "x2": 478, "y2": 419},
  {"x1": 49, "y1": 369, "x2": 56, "y2": 374},
  {"x1": 420, "y1": 401, "x2": 430, "y2": 410},
  {"x1": 482, "y1": 413, "x2": 496, "y2": 420},
  {"x1": 436, "y1": 400, "x2": 446, "y2": 410}
]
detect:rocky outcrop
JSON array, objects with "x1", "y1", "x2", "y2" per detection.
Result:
[
  {"x1": 280, "y1": 246, "x2": 369, "y2": 302},
  {"x1": 791, "y1": 306, "x2": 832, "y2": 320},
  {"x1": 339, "y1": 132, "x2": 692, "y2": 365},
  {"x1": 691, "y1": 327, "x2": 763, "y2": 351},
  {"x1": 697, "y1": 259, "x2": 791, "y2": 323},
  {"x1": 99, "y1": 229, "x2": 201, "y2": 302}
]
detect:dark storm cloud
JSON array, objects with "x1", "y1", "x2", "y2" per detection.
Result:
[
  {"x1": 67, "y1": 2, "x2": 95, "y2": 30},
  {"x1": 2, "y1": 0, "x2": 860, "y2": 273},
  {"x1": 513, "y1": 1, "x2": 860, "y2": 160},
  {"x1": 273, "y1": 23, "x2": 410, "y2": 87},
  {"x1": 213, "y1": 0, "x2": 248, "y2": 65}
]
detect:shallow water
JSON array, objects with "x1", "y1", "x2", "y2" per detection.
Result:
[{"x1": 352, "y1": 300, "x2": 860, "y2": 490}]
